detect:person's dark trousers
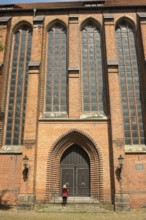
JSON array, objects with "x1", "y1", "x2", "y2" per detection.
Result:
[{"x1": 62, "y1": 197, "x2": 67, "y2": 206}]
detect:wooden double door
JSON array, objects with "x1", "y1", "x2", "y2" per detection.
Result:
[{"x1": 61, "y1": 145, "x2": 90, "y2": 196}]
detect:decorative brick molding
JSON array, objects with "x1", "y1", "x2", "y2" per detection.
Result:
[{"x1": 46, "y1": 129, "x2": 103, "y2": 201}]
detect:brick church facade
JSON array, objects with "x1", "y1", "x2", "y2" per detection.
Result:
[{"x1": 0, "y1": 0, "x2": 146, "y2": 211}]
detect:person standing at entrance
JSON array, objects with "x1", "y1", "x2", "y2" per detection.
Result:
[{"x1": 62, "y1": 184, "x2": 69, "y2": 207}]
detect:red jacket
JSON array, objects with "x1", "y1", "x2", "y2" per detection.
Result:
[{"x1": 62, "y1": 188, "x2": 69, "y2": 197}]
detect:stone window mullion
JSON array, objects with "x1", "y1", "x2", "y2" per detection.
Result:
[
  {"x1": 18, "y1": 29, "x2": 28, "y2": 145},
  {"x1": 93, "y1": 28, "x2": 99, "y2": 112},
  {"x1": 127, "y1": 25, "x2": 140, "y2": 144}
]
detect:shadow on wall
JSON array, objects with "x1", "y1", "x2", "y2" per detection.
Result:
[
  {"x1": 0, "y1": 190, "x2": 12, "y2": 210},
  {"x1": 115, "y1": 167, "x2": 121, "y2": 182}
]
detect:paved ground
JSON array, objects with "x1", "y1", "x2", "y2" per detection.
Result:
[{"x1": 0, "y1": 207, "x2": 146, "y2": 220}]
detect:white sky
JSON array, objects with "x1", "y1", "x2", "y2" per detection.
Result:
[{"x1": 0, "y1": 0, "x2": 77, "y2": 4}]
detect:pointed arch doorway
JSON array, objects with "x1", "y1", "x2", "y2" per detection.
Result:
[{"x1": 60, "y1": 144, "x2": 90, "y2": 196}]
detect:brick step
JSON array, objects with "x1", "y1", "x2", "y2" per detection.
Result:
[
  {"x1": 35, "y1": 203, "x2": 114, "y2": 213},
  {"x1": 50, "y1": 196, "x2": 99, "y2": 204}
]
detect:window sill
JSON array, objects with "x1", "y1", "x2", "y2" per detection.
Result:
[
  {"x1": 125, "y1": 145, "x2": 146, "y2": 153},
  {"x1": 39, "y1": 112, "x2": 108, "y2": 121},
  {"x1": 80, "y1": 112, "x2": 108, "y2": 120},
  {"x1": 40, "y1": 112, "x2": 68, "y2": 119},
  {"x1": 0, "y1": 145, "x2": 22, "y2": 154}
]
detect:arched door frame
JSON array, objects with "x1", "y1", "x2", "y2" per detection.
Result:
[{"x1": 46, "y1": 129, "x2": 103, "y2": 201}]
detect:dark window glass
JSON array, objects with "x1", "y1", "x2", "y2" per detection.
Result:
[
  {"x1": 81, "y1": 21, "x2": 105, "y2": 115},
  {"x1": 5, "y1": 25, "x2": 32, "y2": 145},
  {"x1": 116, "y1": 21, "x2": 145, "y2": 145},
  {"x1": 46, "y1": 23, "x2": 67, "y2": 114}
]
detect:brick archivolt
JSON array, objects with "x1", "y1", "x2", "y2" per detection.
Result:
[
  {"x1": 45, "y1": 129, "x2": 103, "y2": 201},
  {"x1": 80, "y1": 17, "x2": 102, "y2": 30},
  {"x1": 11, "y1": 20, "x2": 33, "y2": 33},
  {"x1": 45, "y1": 18, "x2": 67, "y2": 31},
  {"x1": 115, "y1": 16, "x2": 136, "y2": 30}
]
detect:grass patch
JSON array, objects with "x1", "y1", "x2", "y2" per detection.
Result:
[{"x1": 0, "y1": 209, "x2": 146, "y2": 220}]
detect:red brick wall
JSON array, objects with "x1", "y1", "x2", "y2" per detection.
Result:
[
  {"x1": 125, "y1": 154, "x2": 146, "y2": 208},
  {"x1": 0, "y1": 155, "x2": 22, "y2": 205}
]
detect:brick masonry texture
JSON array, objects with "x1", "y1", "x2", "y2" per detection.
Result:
[
  {"x1": 0, "y1": 155, "x2": 22, "y2": 205},
  {"x1": 0, "y1": 1, "x2": 146, "y2": 210}
]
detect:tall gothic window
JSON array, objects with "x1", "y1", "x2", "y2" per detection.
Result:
[
  {"x1": 81, "y1": 21, "x2": 105, "y2": 117},
  {"x1": 116, "y1": 20, "x2": 145, "y2": 145},
  {"x1": 45, "y1": 22, "x2": 67, "y2": 117},
  {"x1": 5, "y1": 25, "x2": 32, "y2": 145}
]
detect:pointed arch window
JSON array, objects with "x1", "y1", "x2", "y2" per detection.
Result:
[
  {"x1": 5, "y1": 25, "x2": 32, "y2": 145},
  {"x1": 81, "y1": 21, "x2": 105, "y2": 116},
  {"x1": 116, "y1": 20, "x2": 145, "y2": 145},
  {"x1": 45, "y1": 22, "x2": 67, "y2": 117}
]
